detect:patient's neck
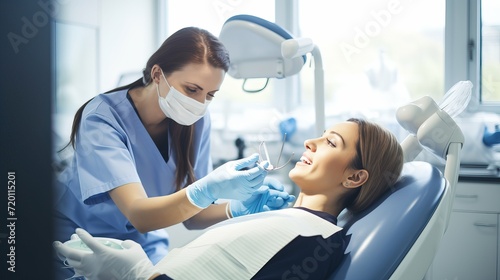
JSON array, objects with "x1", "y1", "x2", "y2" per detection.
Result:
[{"x1": 293, "y1": 193, "x2": 344, "y2": 217}]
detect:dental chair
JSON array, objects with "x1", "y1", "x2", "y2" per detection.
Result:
[{"x1": 219, "y1": 14, "x2": 469, "y2": 280}]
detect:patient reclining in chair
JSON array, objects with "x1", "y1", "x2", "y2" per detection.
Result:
[{"x1": 54, "y1": 118, "x2": 403, "y2": 280}]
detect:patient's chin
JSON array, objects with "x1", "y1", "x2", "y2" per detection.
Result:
[{"x1": 288, "y1": 168, "x2": 301, "y2": 183}]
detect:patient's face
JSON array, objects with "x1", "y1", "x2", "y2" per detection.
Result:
[{"x1": 289, "y1": 121, "x2": 359, "y2": 194}]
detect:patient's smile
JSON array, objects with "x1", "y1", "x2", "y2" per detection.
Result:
[{"x1": 299, "y1": 155, "x2": 312, "y2": 165}]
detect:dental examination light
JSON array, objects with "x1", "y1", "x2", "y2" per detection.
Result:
[
  {"x1": 396, "y1": 81, "x2": 471, "y2": 213},
  {"x1": 219, "y1": 15, "x2": 326, "y2": 136},
  {"x1": 397, "y1": 81, "x2": 472, "y2": 163},
  {"x1": 397, "y1": 81, "x2": 472, "y2": 169}
]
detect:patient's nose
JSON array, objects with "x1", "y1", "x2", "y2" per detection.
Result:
[{"x1": 304, "y1": 139, "x2": 317, "y2": 152}]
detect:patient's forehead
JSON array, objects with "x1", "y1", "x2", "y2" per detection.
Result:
[{"x1": 326, "y1": 122, "x2": 359, "y2": 143}]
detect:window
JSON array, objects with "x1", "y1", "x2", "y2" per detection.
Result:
[
  {"x1": 298, "y1": 0, "x2": 445, "y2": 111},
  {"x1": 465, "y1": 0, "x2": 500, "y2": 112},
  {"x1": 480, "y1": 0, "x2": 500, "y2": 103},
  {"x1": 297, "y1": 0, "x2": 445, "y2": 138}
]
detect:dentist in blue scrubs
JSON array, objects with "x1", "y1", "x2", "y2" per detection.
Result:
[{"x1": 53, "y1": 27, "x2": 294, "y2": 279}]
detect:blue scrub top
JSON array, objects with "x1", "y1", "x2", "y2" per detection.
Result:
[{"x1": 53, "y1": 89, "x2": 212, "y2": 264}]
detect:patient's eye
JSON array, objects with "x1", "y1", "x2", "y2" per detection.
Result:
[{"x1": 327, "y1": 139, "x2": 337, "y2": 148}]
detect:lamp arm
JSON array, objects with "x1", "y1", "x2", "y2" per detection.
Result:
[
  {"x1": 281, "y1": 39, "x2": 324, "y2": 135},
  {"x1": 442, "y1": 142, "x2": 462, "y2": 230},
  {"x1": 400, "y1": 134, "x2": 423, "y2": 163},
  {"x1": 311, "y1": 45, "x2": 325, "y2": 136}
]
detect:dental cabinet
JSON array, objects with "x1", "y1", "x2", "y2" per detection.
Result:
[{"x1": 426, "y1": 178, "x2": 500, "y2": 280}]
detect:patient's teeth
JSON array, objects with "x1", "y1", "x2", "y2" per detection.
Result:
[{"x1": 300, "y1": 156, "x2": 311, "y2": 165}]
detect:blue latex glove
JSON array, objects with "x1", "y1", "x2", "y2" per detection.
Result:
[
  {"x1": 186, "y1": 153, "x2": 268, "y2": 208},
  {"x1": 230, "y1": 177, "x2": 296, "y2": 218},
  {"x1": 261, "y1": 177, "x2": 296, "y2": 211}
]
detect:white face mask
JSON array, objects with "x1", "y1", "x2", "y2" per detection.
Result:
[{"x1": 157, "y1": 71, "x2": 211, "y2": 126}]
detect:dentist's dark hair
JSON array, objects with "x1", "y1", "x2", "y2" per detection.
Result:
[{"x1": 66, "y1": 27, "x2": 230, "y2": 191}]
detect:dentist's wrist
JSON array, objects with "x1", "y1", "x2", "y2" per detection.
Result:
[
  {"x1": 225, "y1": 202, "x2": 233, "y2": 219},
  {"x1": 185, "y1": 183, "x2": 213, "y2": 209}
]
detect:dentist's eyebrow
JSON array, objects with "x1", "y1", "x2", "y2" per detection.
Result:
[
  {"x1": 187, "y1": 82, "x2": 220, "y2": 92},
  {"x1": 328, "y1": 130, "x2": 346, "y2": 146},
  {"x1": 186, "y1": 82, "x2": 204, "y2": 91}
]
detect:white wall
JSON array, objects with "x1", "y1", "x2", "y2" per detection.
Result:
[
  {"x1": 99, "y1": 0, "x2": 156, "y2": 91},
  {"x1": 55, "y1": 0, "x2": 156, "y2": 98},
  {"x1": 54, "y1": 0, "x2": 156, "y2": 145}
]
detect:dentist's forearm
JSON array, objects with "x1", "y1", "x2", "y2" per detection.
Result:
[
  {"x1": 128, "y1": 189, "x2": 204, "y2": 233},
  {"x1": 183, "y1": 203, "x2": 229, "y2": 229},
  {"x1": 110, "y1": 184, "x2": 203, "y2": 233}
]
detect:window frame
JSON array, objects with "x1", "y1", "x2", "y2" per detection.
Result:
[
  {"x1": 275, "y1": 0, "x2": 301, "y2": 114},
  {"x1": 472, "y1": 0, "x2": 500, "y2": 112},
  {"x1": 448, "y1": 0, "x2": 500, "y2": 113}
]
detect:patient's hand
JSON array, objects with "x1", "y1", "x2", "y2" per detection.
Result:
[{"x1": 230, "y1": 177, "x2": 296, "y2": 217}]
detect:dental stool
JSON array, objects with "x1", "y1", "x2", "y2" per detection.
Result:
[{"x1": 330, "y1": 161, "x2": 447, "y2": 280}]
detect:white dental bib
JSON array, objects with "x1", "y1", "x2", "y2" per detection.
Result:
[{"x1": 156, "y1": 208, "x2": 342, "y2": 279}]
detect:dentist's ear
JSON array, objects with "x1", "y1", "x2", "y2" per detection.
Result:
[
  {"x1": 150, "y1": 64, "x2": 163, "y2": 84},
  {"x1": 345, "y1": 170, "x2": 369, "y2": 188}
]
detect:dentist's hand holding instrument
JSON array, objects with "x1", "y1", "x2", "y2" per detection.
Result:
[
  {"x1": 227, "y1": 136, "x2": 296, "y2": 217},
  {"x1": 185, "y1": 153, "x2": 269, "y2": 208}
]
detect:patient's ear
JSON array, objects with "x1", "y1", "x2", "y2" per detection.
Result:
[{"x1": 346, "y1": 170, "x2": 369, "y2": 188}]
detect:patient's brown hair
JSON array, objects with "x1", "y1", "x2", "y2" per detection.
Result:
[{"x1": 344, "y1": 118, "x2": 404, "y2": 214}]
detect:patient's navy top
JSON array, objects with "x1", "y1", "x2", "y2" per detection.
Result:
[
  {"x1": 253, "y1": 207, "x2": 345, "y2": 279},
  {"x1": 53, "y1": 89, "x2": 212, "y2": 265},
  {"x1": 157, "y1": 207, "x2": 345, "y2": 280}
]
